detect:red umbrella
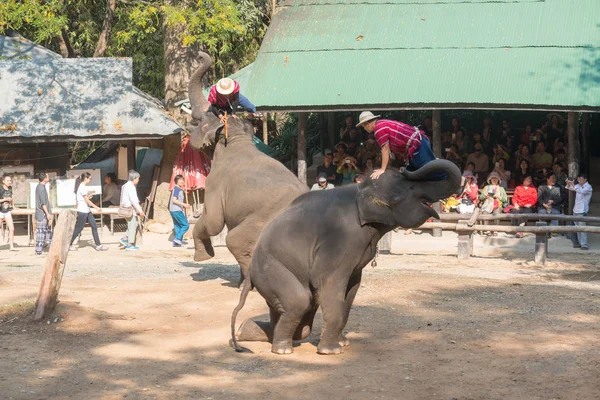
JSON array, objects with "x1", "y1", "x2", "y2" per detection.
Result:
[{"x1": 169, "y1": 135, "x2": 211, "y2": 191}]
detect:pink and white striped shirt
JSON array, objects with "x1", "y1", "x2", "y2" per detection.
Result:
[{"x1": 374, "y1": 119, "x2": 422, "y2": 160}]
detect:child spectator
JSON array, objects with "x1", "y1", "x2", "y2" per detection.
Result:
[
  {"x1": 509, "y1": 176, "x2": 537, "y2": 238},
  {"x1": 169, "y1": 174, "x2": 191, "y2": 247}
]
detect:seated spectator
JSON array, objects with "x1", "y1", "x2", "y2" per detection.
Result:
[
  {"x1": 466, "y1": 144, "x2": 489, "y2": 186},
  {"x1": 316, "y1": 152, "x2": 338, "y2": 186},
  {"x1": 362, "y1": 158, "x2": 376, "y2": 175},
  {"x1": 509, "y1": 176, "x2": 538, "y2": 238},
  {"x1": 332, "y1": 142, "x2": 348, "y2": 166},
  {"x1": 514, "y1": 144, "x2": 531, "y2": 170},
  {"x1": 553, "y1": 148, "x2": 566, "y2": 165},
  {"x1": 342, "y1": 127, "x2": 361, "y2": 146},
  {"x1": 544, "y1": 113, "x2": 565, "y2": 148},
  {"x1": 479, "y1": 172, "x2": 508, "y2": 236},
  {"x1": 358, "y1": 138, "x2": 380, "y2": 166},
  {"x1": 552, "y1": 161, "x2": 567, "y2": 188},
  {"x1": 457, "y1": 170, "x2": 479, "y2": 214},
  {"x1": 553, "y1": 138, "x2": 567, "y2": 156},
  {"x1": 339, "y1": 115, "x2": 354, "y2": 141},
  {"x1": 346, "y1": 140, "x2": 359, "y2": 158},
  {"x1": 513, "y1": 159, "x2": 532, "y2": 188},
  {"x1": 529, "y1": 129, "x2": 544, "y2": 152},
  {"x1": 354, "y1": 174, "x2": 365, "y2": 184},
  {"x1": 336, "y1": 156, "x2": 359, "y2": 185},
  {"x1": 492, "y1": 144, "x2": 510, "y2": 165},
  {"x1": 498, "y1": 119, "x2": 515, "y2": 148},
  {"x1": 101, "y1": 173, "x2": 120, "y2": 206},
  {"x1": 454, "y1": 129, "x2": 469, "y2": 155},
  {"x1": 441, "y1": 132, "x2": 452, "y2": 157},
  {"x1": 531, "y1": 142, "x2": 553, "y2": 173},
  {"x1": 445, "y1": 144, "x2": 463, "y2": 170},
  {"x1": 311, "y1": 173, "x2": 334, "y2": 191},
  {"x1": 492, "y1": 158, "x2": 511, "y2": 189},
  {"x1": 537, "y1": 173, "x2": 563, "y2": 229},
  {"x1": 520, "y1": 125, "x2": 533, "y2": 147}
]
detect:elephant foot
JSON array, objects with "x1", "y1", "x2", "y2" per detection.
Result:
[
  {"x1": 338, "y1": 334, "x2": 350, "y2": 347},
  {"x1": 193, "y1": 238, "x2": 215, "y2": 262},
  {"x1": 271, "y1": 341, "x2": 294, "y2": 355},
  {"x1": 194, "y1": 249, "x2": 214, "y2": 262},
  {"x1": 317, "y1": 342, "x2": 344, "y2": 355},
  {"x1": 236, "y1": 319, "x2": 272, "y2": 342}
]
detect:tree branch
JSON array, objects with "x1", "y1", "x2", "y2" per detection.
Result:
[
  {"x1": 57, "y1": 29, "x2": 76, "y2": 58},
  {"x1": 93, "y1": 0, "x2": 118, "y2": 57}
]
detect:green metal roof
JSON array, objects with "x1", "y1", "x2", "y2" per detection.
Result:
[{"x1": 245, "y1": 0, "x2": 600, "y2": 112}]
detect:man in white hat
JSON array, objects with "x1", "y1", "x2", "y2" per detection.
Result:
[
  {"x1": 207, "y1": 78, "x2": 257, "y2": 121},
  {"x1": 357, "y1": 111, "x2": 437, "y2": 179}
]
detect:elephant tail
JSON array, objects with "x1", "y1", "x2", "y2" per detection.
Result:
[{"x1": 230, "y1": 276, "x2": 253, "y2": 353}]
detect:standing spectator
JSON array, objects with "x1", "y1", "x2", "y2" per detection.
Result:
[
  {"x1": 102, "y1": 173, "x2": 120, "y2": 206},
  {"x1": 566, "y1": 173, "x2": 593, "y2": 250},
  {"x1": 479, "y1": 172, "x2": 508, "y2": 236},
  {"x1": 510, "y1": 176, "x2": 538, "y2": 238},
  {"x1": 469, "y1": 132, "x2": 484, "y2": 153},
  {"x1": 466, "y1": 144, "x2": 490, "y2": 186},
  {"x1": 552, "y1": 162, "x2": 568, "y2": 189},
  {"x1": 520, "y1": 125, "x2": 533, "y2": 147},
  {"x1": 421, "y1": 117, "x2": 434, "y2": 144},
  {"x1": 336, "y1": 156, "x2": 359, "y2": 185},
  {"x1": 531, "y1": 142, "x2": 553, "y2": 173},
  {"x1": 450, "y1": 116, "x2": 466, "y2": 138},
  {"x1": 170, "y1": 174, "x2": 191, "y2": 247},
  {"x1": 339, "y1": 115, "x2": 354, "y2": 142},
  {"x1": 69, "y1": 172, "x2": 108, "y2": 252},
  {"x1": 0, "y1": 175, "x2": 16, "y2": 251},
  {"x1": 311, "y1": 173, "x2": 334, "y2": 191},
  {"x1": 362, "y1": 158, "x2": 376, "y2": 176},
  {"x1": 357, "y1": 111, "x2": 437, "y2": 179},
  {"x1": 537, "y1": 173, "x2": 563, "y2": 230},
  {"x1": 34, "y1": 172, "x2": 53, "y2": 255},
  {"x1": 544, "y1": 113, "x2": 565, "y2": 149},
  {"x1": 316, "y1": 153, "x2": 338, "y2": 186},
  {"x1": 119, "y1": 170, "x2": 145, "y2": 251}
]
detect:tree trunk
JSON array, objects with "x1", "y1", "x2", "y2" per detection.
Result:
[
  {"x1": 93, "y1": 0, "x2": 118, "y2": 57},
  {"x1": 57, "y1": 29, "x2": 76, "y2": 58},
  {"x1": 567, "y1": 112, "x2": 580, "y2": 214},
  {"x1": 297, "y1": 112, "x2": 308, "y2": 185}
]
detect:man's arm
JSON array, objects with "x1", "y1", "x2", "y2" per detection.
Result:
[{"x1": 370, "y1": 143, "x2": 390, "y2": 179}]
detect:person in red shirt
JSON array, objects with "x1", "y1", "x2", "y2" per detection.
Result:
[
  {"x1": 207, "y1": 78, "x2": 257, "y2": 122},
  {"x1": 509, "y1": 175, "x2": 538, "y2": 238},
  {"x1": 357, "y1": 111, "x2": 437, "y2": 180}
]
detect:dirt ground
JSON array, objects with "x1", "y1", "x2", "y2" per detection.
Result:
[{"x1": 1, "y1": 231, "x2": 600, "y2": 400}]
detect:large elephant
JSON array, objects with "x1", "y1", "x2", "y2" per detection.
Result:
[
  {"x1": 231, "y1": 160, "x2": 461, "y2": 355},
  {"x1": 187, "y1": 52, "x2": 308, "y2": 284}
]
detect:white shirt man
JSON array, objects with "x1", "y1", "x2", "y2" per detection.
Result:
[
  {"x1": 566, "y1": 174, "x2": 592, "y2": 250},
  {"x1": 311, "y1": 174, "x2": 334, "y2": 191}
]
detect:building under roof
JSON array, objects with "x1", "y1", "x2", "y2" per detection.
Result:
[
  {"x1": 245, "y1": 0, "x2": 600, "y2": 113},
  {"x1": 0, "y1": 34, "x2": 182, "y2": 144}
]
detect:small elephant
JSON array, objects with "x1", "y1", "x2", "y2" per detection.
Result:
[{"x1": 231, "y1": 160, "x2": 461, "y2": 355}]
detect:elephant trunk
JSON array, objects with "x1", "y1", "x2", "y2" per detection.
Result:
[
  {"x1": 189, "y1": 51, "x2": 212, "y2": 120},
  {"x1": 402, "y1": 159, "x2": 462, "y2": 202}
]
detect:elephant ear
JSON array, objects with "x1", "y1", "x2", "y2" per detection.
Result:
[{"x1": 356, "y1": 184, "x2": 394, "y2": 226}]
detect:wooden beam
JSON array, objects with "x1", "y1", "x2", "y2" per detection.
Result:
[
  {"x1": 432, "y1": 110, "x2": 442, "y2": 158},
  {"x1": 567, "y1": 112, "x2": 580, "y2": 214},
  {"x1": 437, "y1": 213, "x2": 600, "y2": 223},
  {"x1": 127, "y1": 140, "x2": 136, "y2": 172},
  {"x1": 34, "y1": 210, "x2": 77, "y2": 321},
  {"x1": 297, "y1": 112, "x2": 308, "y2": 185}
]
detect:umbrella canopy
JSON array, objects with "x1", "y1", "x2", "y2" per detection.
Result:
[{"x1": 169, "y1": 135, "x2": 211, "y2": 191}]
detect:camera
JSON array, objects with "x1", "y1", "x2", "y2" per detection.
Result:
[{"x1": 345, "y1": 159, "x2": 351, "y2": 164}]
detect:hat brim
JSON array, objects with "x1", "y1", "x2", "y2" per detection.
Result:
[
  {"x1": 216, "y1": 86, "x2": 235, "y2": 95},
  {"x1": 356, "y1": 116, "x2": 380, "y2": 127}
]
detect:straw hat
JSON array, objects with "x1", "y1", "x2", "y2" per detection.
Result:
[
  {"x1": 216, "y1": 78, "x2": 235, "y2": 95},
  {"x1": 356, "y1": 111, "x2": 381, "y2": 127},
  {"x1": 487, "y1": 172, "x2": 501, "y2": 184},
  {"x1": 546, "y1": 112, "x2": 565, "y2": 123}
]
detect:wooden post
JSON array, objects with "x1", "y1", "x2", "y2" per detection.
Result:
[
  {"x1": 567, "y1": 112, "x2": 579, "y2": 214},
  {"x1": 431, "y1": 202, "x2": 443, "y2": 237},
  {"x1": 581, "y1": 113, "x2": 590, "y2": 173},
  {"x1": 379, "y1": 232, "x2": 392, "y2": 254},
  {"x1": 297, "y1": 112, "x2": 308, "y2": 185},
  {"x1": 327, "y1": 112, "x2": 336, "y2": 149},
  {"x1": 127, "y1": 140, "x2": 136, "y2": 172},
  {"x1": 457, "y1": 220, "x2": 473, "y2": 260},
  {"x1": 34, "y1": 209, "x2": 77, "y2": 321},
  {"x1": 319, "y1": 113, "x2": 327, "y2": 153},
  {"x1": 432, "y1": 110, "x2": 442, "y2": 158},
  {"x1": 534, "y1": 221, "x2": 548, "y2": 266},
  {"x1": 262, "y1": 113, "x2": 269, "y2": 145}
]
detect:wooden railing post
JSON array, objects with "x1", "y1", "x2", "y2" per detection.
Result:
[
  {"x1": 534, "y1": 221, "x2": 548, "y2": 266},
  {"x1": 34, "y1": 209, "x2": 77, "y2": 321},
  {"x1": 457, "y1": 220, "x2": 473, "y2": 260},
  {"x1": 379, "y1": 232, "x2": 392, "y2": 254}
]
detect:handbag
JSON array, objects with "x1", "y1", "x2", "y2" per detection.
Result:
[{"x1": 118, "y1": 205, "x2": 134, "y2": 218}]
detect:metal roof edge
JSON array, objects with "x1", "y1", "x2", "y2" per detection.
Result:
[
  {"x1": 0, "y1": 131, "x2": 182, "y2": 144},
  {"x1": 256, "y1": 104, "x2": 600, "y2": 113}
]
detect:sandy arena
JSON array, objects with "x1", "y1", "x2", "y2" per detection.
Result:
[{"x1": 1, "y1": 230, "x2": 600, "y2": 400}]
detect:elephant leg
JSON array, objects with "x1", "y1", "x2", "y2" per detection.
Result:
[
  {"x1": 316, "y1": 279, "x2": 353, "y2": 355},
  {"x1": 236, "y1": 307, "x2": 279, "y2": 343},
  {"x1": 338, "y1": 270, "x2": 363, "y2": 347},
  {"x1": 293, "y1": 304, "x2": 318, "y2": 341},
  {"x1": 193, "y1": 192, "x2": 224, "y2": 262},
  {"x1": 225, "y1": 223, "x2": 259, "y2": 287}
]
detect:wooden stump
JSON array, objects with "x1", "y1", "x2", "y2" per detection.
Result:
[
  {"x1": 534, "y1": 221, "x2": 548, "y2": 266},
  {"x1": 34, "y1": 209, "x2": 77, "y2": 321},
  {"x1": 457, "y1": 220, "x2": 473, "y2": 260},
  {"x1": 379, "y1": 232, "x2": 392, "y2": 254}
]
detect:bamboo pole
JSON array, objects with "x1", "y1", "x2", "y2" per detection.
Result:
[{"x1": 34, "y1": 209, "x2": 77, "y2": 321}]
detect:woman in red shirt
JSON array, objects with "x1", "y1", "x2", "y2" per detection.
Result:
[{"x1": 509, "y1": 175, "x2": 538, "y2": 238}]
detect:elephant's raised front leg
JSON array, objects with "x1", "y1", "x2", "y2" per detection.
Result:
[{"x1": 193, "y1": 192, "x2": 224, "y2": 262}]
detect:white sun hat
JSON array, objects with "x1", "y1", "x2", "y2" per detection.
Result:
[
  {"x1": 216, "y1": 78, "x2": 236, "y2": 95},
  {"x1": 356, "y1": 111, "x2": 381, "y2": 127}
]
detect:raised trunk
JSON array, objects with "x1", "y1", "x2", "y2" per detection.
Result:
[
  {"x1": 188, "y1": 52, "x2": 212, "y2": 120},
  {"x1": 402, "y1": 159, "x2": 461, "y2": 202},
  {"x1": 93, "y1": 0, "x2": 117, "y2": 57}
]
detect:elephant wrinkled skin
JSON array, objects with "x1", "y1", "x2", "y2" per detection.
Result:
[
  {"x1": 231, "y1": 160, "x2": 462, "y2": 355},
  {"x1": 187, "y1": 52, "x2": 308, "y2": 285}
]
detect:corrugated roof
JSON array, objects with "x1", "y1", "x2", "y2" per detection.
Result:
[
  {"x1": 246, "y1": 0, "x2": 600, "y2": 111},
  {"x1": 0, "y1": 35, "x2": 182, "y2": 142}
]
